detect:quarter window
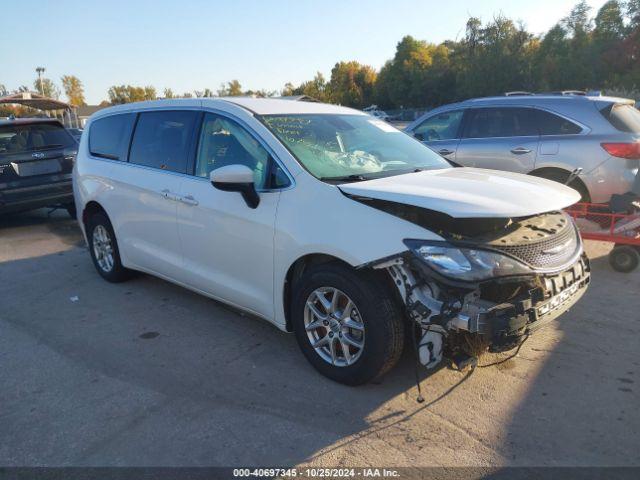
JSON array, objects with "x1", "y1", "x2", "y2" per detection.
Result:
[
  {"x1": 129, "y1": 110, "x2": 198, "y2": 173},
  {"x1": 536, "y1": 110, "x2": 582, "y2": 135},
  {"x1": 413, "y1": 110, "x2": 464, "y2": 141},
  {"x1": 89, "y1": 113, "x2": 136, "y2": 160},
  {"x1": 195, "y1": 113, "x2": 273, "y2": 189},
  {"x1": 463, "y1": 108, "x2": 538, "y2": 138}
]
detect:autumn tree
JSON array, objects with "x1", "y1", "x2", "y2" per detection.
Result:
[
  {"x1": 107, "y1": 85, "x2": 157, "y2": 104},
  {"x1": 217, "y1": 80, "x2": 243, "y2": 96},
  {"x1": 328, "y1": 62, "x2": 376, "y2": 108},
  {"x1": 61, "y1": 75, "x2": 86, "y2": 106}
]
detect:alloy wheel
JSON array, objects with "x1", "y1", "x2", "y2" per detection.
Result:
[
  {"x1": 92, "y1": 224, "x2": 114, "y2": 273},
  {"x1": 304, "y1": 287, "x2": 365, "y2": 367}
]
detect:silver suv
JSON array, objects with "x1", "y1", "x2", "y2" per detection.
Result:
[{"x1": 405, "y1": 94, "x2": 640, "y2": 202}]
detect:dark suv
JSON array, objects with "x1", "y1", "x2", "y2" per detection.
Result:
[{"x1": 0, "y1": 118, "x2": 77, "y2": 216}]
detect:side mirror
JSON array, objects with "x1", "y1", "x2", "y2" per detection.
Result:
[{"x1": 210, "y1": 164, "x2": 260, "y2": 209}]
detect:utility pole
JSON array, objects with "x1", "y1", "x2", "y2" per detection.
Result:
[{"x1": 35, "y1": 67, "x2": 45, "y2": 95}]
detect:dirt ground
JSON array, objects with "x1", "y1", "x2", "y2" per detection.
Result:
[{"x1": 1, "y1": 209, "x2": 638, "y2": 470}]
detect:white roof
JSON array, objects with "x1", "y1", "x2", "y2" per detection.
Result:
[
  {"x1": 215, "y1": 97, "x2": 365, "y2": 115},
  {"x1": 90, "y1": 97, "x2": 366, "y2": 122}
]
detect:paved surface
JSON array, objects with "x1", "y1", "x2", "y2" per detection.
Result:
[{"x1": 1, "y1": 209, "x2": 639, "y2": 468}]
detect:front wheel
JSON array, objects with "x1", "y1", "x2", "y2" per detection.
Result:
[{"x1": 291, "y1": 263, "x2": 405, "y2": 385}]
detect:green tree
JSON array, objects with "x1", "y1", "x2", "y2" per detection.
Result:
[
  {"x1": 217, "y1": 80, "x2": 243, "y2": 96},
  {"x1": 61, "y1": 75, "x2": 86, "y2": 106},
  {"x1": 328, "y1": 62, "x2": 376, "y2": 108},
  {"x1": 163, "y1": 88, "x2": 175, "y2": 98},
  {"x1": 34, "y1": 78, "x2": 60, "y2": 99},
  {"x1": 107, "y1": 85, "x2": 156, "y2": 104},
  {"x1": 628, "y1": 0, "x2": 640, "y2": 27},
  {"x1": 291, "y1": 72, "x2": 329, "y2": 101}
]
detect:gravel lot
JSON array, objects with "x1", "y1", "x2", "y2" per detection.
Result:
[{"x1": 1, "y1": 209, "x2": 639, "y2": 469}]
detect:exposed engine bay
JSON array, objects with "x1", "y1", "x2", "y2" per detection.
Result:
[{"x1": 367, "y1": 208, "x2": 591, "y2": 370}]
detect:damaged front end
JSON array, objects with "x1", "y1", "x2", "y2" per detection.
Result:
[{"x1": 368, "y1": 210, "x2": 591, "y2": 369}]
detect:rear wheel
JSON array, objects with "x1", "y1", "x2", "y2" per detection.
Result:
[
  {"x1": 609, "y1": 245, "x2": 639, "y2": 273},
  {"x1": 86, "y1": 212, "x2": 133, "y2": 282},
  {"x1": 291, "y1": 263, "x2": 404, "y2": 385}
]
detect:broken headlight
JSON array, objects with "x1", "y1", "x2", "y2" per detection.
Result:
[{"x1": 404, "y1": 240, "x2": 533, "y2": 282}]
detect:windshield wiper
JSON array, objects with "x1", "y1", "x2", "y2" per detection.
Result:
[{"x1": 319, "y1": 174, "x2": 368, "y2": 183}]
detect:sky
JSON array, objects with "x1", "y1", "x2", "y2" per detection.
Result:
[{"x1": 1, "y1": 0, "x2": 609, "y2": 104}]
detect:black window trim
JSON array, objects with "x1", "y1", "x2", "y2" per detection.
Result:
[
  {"x1": 460, "y1": 105, "x2": 587, "y2": 140},
  {"x1": 87, "y1": 107, "x2": 295, "y2": 190}
]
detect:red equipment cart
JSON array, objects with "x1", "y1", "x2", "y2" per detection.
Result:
[{"x1": 565, "y1": 202, "x2": 640, "y2": 272}]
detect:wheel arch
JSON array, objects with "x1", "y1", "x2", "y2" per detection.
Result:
[
  {"x1": 82, "y1": 200, "x2": 109, "y2": 228},
  {"x1": 529, "y1": 166, "x2": 591, "y2": 202},
  {"x1": 281, "y1": 253, "x2": 401, "y2": 332},
  {"x1": 282, "y1": 254, "x2": 350, "y2": 332}
]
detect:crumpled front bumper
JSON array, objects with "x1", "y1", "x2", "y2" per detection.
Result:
[{"x1": 449, "y1": 254, "x2": 591, "y2": 351}]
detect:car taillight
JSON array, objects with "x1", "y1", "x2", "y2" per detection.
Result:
[{"x1": 601, "y1": 142, "x2": 640, "y2": 159}]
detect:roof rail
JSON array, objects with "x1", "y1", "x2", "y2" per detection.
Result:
[
  {"x1": 504, "y1": 91, "x2": 534, "y2": 96},
  {"x1": 545, "y1": 90, "x2": 587, "y2": 96}
]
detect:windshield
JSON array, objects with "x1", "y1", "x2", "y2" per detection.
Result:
[
  {"x1": 0, "y1": 122, "x2": 76, "y2": 156},
  {"x1": 261, "y1": 114, "x2": 450, "y2": 181}
]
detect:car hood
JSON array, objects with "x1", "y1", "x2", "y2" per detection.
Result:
[{"x1": 338, "y1": 167, "x2": 580, "y2": 218}]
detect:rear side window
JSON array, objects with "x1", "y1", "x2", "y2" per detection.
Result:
[
  {"x1": 463, "y1": 108, "x2": 538, "y2": 138},
  {"x1": 0, "y1": 122, "x2": 75, "y2": 156},
  {"x1": 601, "y1": 104, "x2": 640, "y2": 133},
  {"x1": 129, "y1": 110, "x2": 198, "y2": 173},
  {"x1": 89, "y1": 113, "x2": 136, "y2": 160},
  {"x1": 536, "y1": 110, "x2": 582, "y2": 135}
]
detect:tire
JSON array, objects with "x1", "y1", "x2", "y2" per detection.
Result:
[
  {"x1": 65, "y1": 202, "x2": 77, "y2": 219},
  {"x1": 86, "y1": 212, "x2": 133, "y2": 282},
  {"x1": 609, "y1": 245, "x2": 639, "y2": 273},
  {"x1": 291, "y1": 262, "x2": 404, "y2": 385},
  {"x1": 531, "y1": 170, "x2": 590, "y2": 202}
]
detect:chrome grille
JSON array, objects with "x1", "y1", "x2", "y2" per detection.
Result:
[{"x1": 491, "y1": 224, "x2": 579, "y2": 269}]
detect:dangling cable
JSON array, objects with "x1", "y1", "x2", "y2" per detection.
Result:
[
  {"x1": 477, "y1": 334, "x2": 530, "y2": 368},
  {"x1": 410, "y1": 320, "x2": 426, "y2": 403}
]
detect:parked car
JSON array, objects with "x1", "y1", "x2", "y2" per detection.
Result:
[
  {"x1": 363, "y1": 105, "x2": 390, "y2": 121},
  {"x1": 405, "y1": 94, "x2": 640, "y2": 203},
  {"x1": 66, "y1": 127, "x2": 83, "y2": 143},
  {"x1": 0, "y1": 118, "x2": 77, "y2": 216},
  {"x1": 74, "y1": 98, "x2": 589, "y2": 385}
]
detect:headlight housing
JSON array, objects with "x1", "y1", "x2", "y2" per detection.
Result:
[{"x1": 404, "y1": 239, "x2": 533, "y2": 282}]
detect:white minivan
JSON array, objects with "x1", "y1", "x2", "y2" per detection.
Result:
[{"x1": 74, "y1": 98, "x2": 590, "y2": 385}]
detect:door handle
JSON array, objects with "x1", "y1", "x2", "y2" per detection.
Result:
[
  {"x1": 160, "y1": 189, "x2": 179, "y2": 201},
  {"x1": 179, "y1": 194, "x2": 199, "y2": 206},
  {"x1": 510, "y1": 147, "x2": 531, "y2": 155},
  {"x1": 438, "y1": 148, "x2": 454, "y2": 156}
]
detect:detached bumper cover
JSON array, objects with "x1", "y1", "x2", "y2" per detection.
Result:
[{"x1": 463, "y1": 255, "x2": 591, "y2": 350}]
